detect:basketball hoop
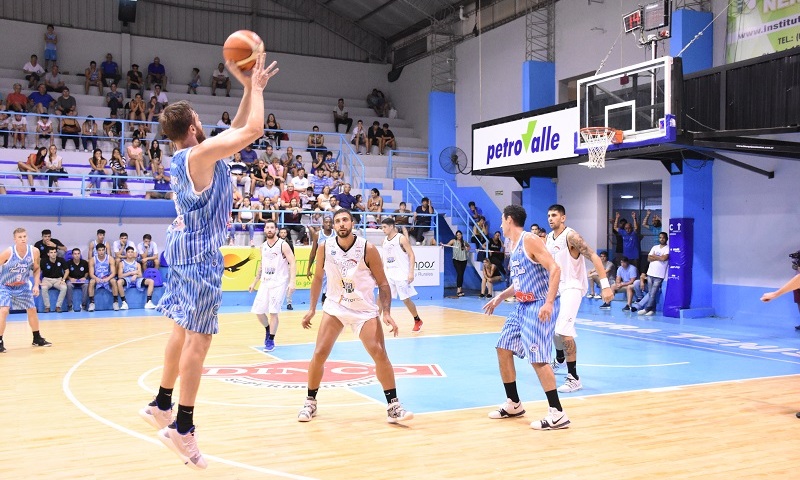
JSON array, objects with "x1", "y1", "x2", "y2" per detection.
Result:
[{"x1": 579, "y1": 127, "x2": 622, "y2": 169}]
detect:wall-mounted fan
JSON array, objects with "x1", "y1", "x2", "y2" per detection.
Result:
[{"x1": 439, "y1": 146, "x2": 471, "y2": 174}]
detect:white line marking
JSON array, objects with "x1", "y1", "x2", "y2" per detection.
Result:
[{"x1": 580, "y1": 362, "x2": 690, "y2": 368}]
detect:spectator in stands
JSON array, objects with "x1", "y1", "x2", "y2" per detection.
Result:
[
  {"x1": 43, "y1": 65, "x2": 66, "y2": 93},
  {"x1": 149, "y1": 83, "x2": 168, "y2": 107},
  {"x1": 40, "y1": 246, "x2": 68, "y2": 313},
  {"x1": 256, "y1": 177, "x2": 281, "y2": 219},
  {"x1": 335, "y1": 183, "x2": 356, "y2": 210},
  {"x1": 607, "y1": 255, "x2": 637, "y2": 309},
  {"x1": 312, "y1": 168, "x2": 333, "y2": 195},
  {"x1": 268, "y1": 156, "x2": 286, "y2": 186},
  {"x1": 66, "y1": 248, "x2": 89, "y2": 312},
  {"x1": 36, "y1": 115, "x2": 54, "y2": 148},
  {"x1": 260, "y1": 144, "x2": 279, "y2": 164},
  {"x1": 128, "y1": 92, "x2": 146, "y2": 124},
  {"x1": 211, "y1": 62, "x2": 231, "y2": 96},
  {"x1": 45, "y1": 144, "x2": 65, "y2": 192},
  {"x1": 54, "y1": 88, "x2": 77, "y2": 116},
  {"x1": 145, "y1": 164, "x2": 172, "y2": 200},
  {"x1": 328, "y1": 195, "x2": 342, "y2": 213},
  {"x1": 488, "y1": 231, "x2": 506, "y2": 276},
  {"x1": 126, "y1": 63, "x2": 144, "y2": 100},
  {"x1": 350, "y1": 119, "x2": 366, "y2": 154},
  {"x1": 112, "y1": 232, "x2": 132, "y2": 262},
  {"x1": 291, "y1": 154, "x2": 304, "y2": 171},
  {"x1": 28, "y1": 84, "x2": 55, "y2": 114},
  {"x1": 316, "y1": 185, "x2": 333, "y2": 211},
  {"x1": 210, "y1": 111, "x2": 231, "y2": 137},
  {"x1": 248, "y1": 157, "x2": 268, "y2": 196},
  {"x1": 480, "y1": 258, "x2": 502, "y2": 298},
  {"x1": 265, "y1": 113, "x2": 283, "y2": 150},
  {"x1": 333, "y1": 98, "x2": 353, "y2": 133},
  {"x1": 240, "y1": 144, "x2": 258, "y2": 164},
  {"x1": 81, "y1": 115, "x2": 99, "y2": 152},
  {"x1": 84, "y1": 61, "x2": 104, "y2": 95},
  {"x1": 148, "y1": 139, "x2": 162, "y2": 170},
  {"x1": 366, "y1": 121, "x2": 384, "y2": 155},
  {"x1": 0, "y1": 110, "x2": 8, "y2": 148},
  {"x1": 87, "y1": 243, "x2": 118, "y2": 312},
  {"x1": 367, "y1": 188, "x2": 384, "y2": 220},
  {"x1": 279, "y1": 146, "x2": 295, "y2": 167},
  {"x1": 10, "y1": 113, "x2": 28, "y2": 149},
  {"x1": 23, "y1": 54, "x2": 46, "y2": 89},
  {"x1": 102, "y1": 112, "x2": 122, "y2": 140},
  {"x1": 59, "y1": 108, "x2": 81, "y2": 150},
  {"x1": 34, "y1": 229, "x2": 67, "y2": 256},
  {"x1": 307, "y1": 125, "x2": 326, "y2": 162},
  {"x1": 472, "y1": 215, "x2": 489, "y2": 261},
  {"x1": 587, "y1": 251, "x2": 615, "y2": 298},
  {"x1": 17, "y1": 147, "x2": 47, "y2": 190},
  {"x1": 311, "y1": 151, "x2": 325, "y2": 174},
  {"x1": 87, "y1": 149, "x2": 108, "y2": 194},
  {"x1": 468, "y1": 201, "x2": 483, "y2": 221},
  {"x1": 280, "y1": 182, "x2": 301, "y2": 209},
  {"x1": 137, "y1": 234, "x2": 159, "y2": 270},
  {"x1": 145, "y1": 95, "x2": 162, "y2": 125},
  {"x1": 393, "y1": 201, "x2": 412, "y2": 237},
  {"x1": 89, "y1": 229, "x2": 110, "y2": 256},
  {"x1": 441, "y1": 230, "x2": 469, "y2": 297},
  {"x1": 125, "y1": 138, "x2": 145, "y2": 177},
  {"x1": 366, "y1": 88, "x2": 389, "y2": 117},
  {"x1": 613, "y1": 211, "x2": 642, "y2": 272},
  {"x1": 6, "y1": 83, "x2": 28, "y2": 112},
  {"x1": 282, "y1": 198, "x2": 305, "y2": 243},
  {"x1": 411, "y1": 197, "x2": 435, "y2": 245},
  {"x1": 229, "y1": 151, "x2": 251, "y2": 194},
  {"x1": 105, "y1": 83, "x2": 124, "y2": 117},
  {"x1": 101, "y1": 53, "x2": 121, "y2": 87},
  {"x1": 131, "y1": 123, "x2": 149, "y2": 154},
  {"x1": 229, "y1": 196, "x2": 257, "y2": 247},
  {"x1": 145, "y1": 57, "x2": 168, "y2": 91},
  {"x1": 382, "y1": 123, "x2": 396, "y2": 153},
  {"x1": 109, "y1": 147, "x2": 128, "y2": 194},
  {"x1": 44, "y1": 24, "x2": 58, "y2": 70},
  {"x1": 291, "y1": 166, "x2": 309, "y2": 192}
]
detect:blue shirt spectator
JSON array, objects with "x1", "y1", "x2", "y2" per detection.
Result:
[
  {"x1": 28, "y1": 85, "x2": 55, "y2": 112},
  {"x1": 335, "y1": 184, "x2": 356, "y2": 210},
  {"x1": 616, "y1": 259, "x2": 638, "y2": 284},
  {"x1": 240, "y1": 146, "x2": 258, "y2": 164}
]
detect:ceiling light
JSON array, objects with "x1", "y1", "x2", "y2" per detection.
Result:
[{"x1": 620, "y1": 195, "x2": 633, "y2": 199}]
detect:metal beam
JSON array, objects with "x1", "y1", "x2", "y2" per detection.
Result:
[
  {"x1": 674, "y1": 0, "x2": 712, "y2": 11},
  {"x1": 356, "y1": 0, "x2": 403, "y2": 24},
  {"x1": 526, "y1": 0, "x2": 555, "y2": 62},
  {"x1": 272, "y1": 0, "x2": 388, "y2": 61},
  {"x1": 701, "y1": 151, "x2": 775, "y2": 179}
]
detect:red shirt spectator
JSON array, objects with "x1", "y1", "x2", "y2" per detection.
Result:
[
  {"x1": 6, "y1": 84, "x2": 28, "y2": 112},
  {"x1": 280, "y1": 184, "x2": 300, "y2": 208}
]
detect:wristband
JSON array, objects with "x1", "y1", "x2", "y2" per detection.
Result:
[{"x1": 600, "y1": 278, "x2": 611, "y2": 289}]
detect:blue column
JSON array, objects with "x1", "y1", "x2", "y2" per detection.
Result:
[
  {"x1": 428, "y1": 91, "x2": 456, "y2": 189},
  {"x1": 521, "y1": 60, "x2": 557, "y2": 220},
  {"x1": 670, "y1": 9, "x2": 713, "y2": 74},
  {"x1": 522, "y1": 177, "x2": 556, "y2": 228}
]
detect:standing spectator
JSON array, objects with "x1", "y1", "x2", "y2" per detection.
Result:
[
  {"x1": 641, "y1": 209, "x2": 663, "y2": 252},
  {"x1": 441, "y1": 230, "x2": 469, "y2": 297},
  {"x1": 10, "y1": 113, "x2": 28, "y2": 149},
  {"x1": 43, "y1": 24, "x2": 58, "y2": 71},
  {"x1": 101, "y1": 53, "x2": 121, "y2": 87},
  {"x1": 43, "y1": 65, "x2": 66, "y2": 93},
  {"x1": 6, "y1": 83, "x2": 28, "y2": 112},
  {"x1": 109, "y1": 147, "x2": 128, "y2": 194},
  {"x1": 33, "y1": 229, "x2": 66, "y2": 256},
  {"x1": 472, "y1": 215, "x2": 489, "y2": 261},
  {"x1": 613, "y1": 212, "x2": 641, "y2": 271},
  {"x1": 87, "y1": 149, "x2": 108, "y2": 193},
  {"x1": 28, "y1": 84, "x2": 55, "y2": 114},
  {"x1": 66, "y1": 248, "x2": 90, "y2": 312},
  {"x1": 587, "y1": 251, "x2": 615, "y2": 298},
  {"x1": 187, "y1": 67, "x2": 201, "y2": 94},
  {"x1": 17, "y1": 147, "x2": 47, "y2": 190},
  {"x1": 306, "y1": 125, "x2": 326, "y2": 162},
  {"x1": 105, "y1": 83, "x2": 124, "y2": 117},
  {"x1": 210, "y1": 63, "x2": 231, "y2": 96},
  {"x1": 145, "y1": 57, "x2": 168, "y2": 91},
  {"x1": 23, "y1": 54, "x2": 46, "y2": 89},
  {"x1": 411, "y1": 197, "x2": 435, "y2": 245},
  {"x1": 126, "y1": 64, "x2": 144, "y2": 100},
  {"x1": 382, "y1": 123, "x2": 396, "y2": 153},
  {"x1": 54, "y1": 88, "x2": 77, "y2": 116},
  {"x1": 365, "y1": 121, "x2": 384, "y2": 155},
  {"x1": 145, "y1": 164, "x2": 173, "y2": 200},
  {"x1": 36, "y1": 115, "x2": 54, "y2": 148},
  {"x1": 81, "y1": 115, "x2": 99, "y2": 152},
  {"x1": 265, "y1": 113, "x2": 283, "y2": 150},
  {"x1": 45, "y1": 144, "x2": 66, "y2": 192},
  {"x1": 128, "y1": 92, "x2": 146, "y2": 124},
  {"x1": 350, "y1": 119, "x2": 366, "y2": 154},
  {"x1": 59, "y1": 108, "x2": 81, "y2": 150},
  {"x1": 126, "y1": 138, "x2": 145, "y2": 177},
  {"x1": 332, "y1": 98, "x2": 352, "y2": 133},
  {"x1": 137, "y1": 234, "x2": 159, "y2": 270},
  {"x1": 84, "y1": 61, "x2": 104, "y2": 95},
  {"x1": 39, "y1": 246, "x2": 68, "y2": 313},
  {"x1": 631, "y1": 232, "x2": 669, "y2": 315}
]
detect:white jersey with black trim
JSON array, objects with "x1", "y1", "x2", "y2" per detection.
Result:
[
  {"x1": 259, "y1": 238, "x2": 289, "y2": 286},
  {"x1": 382, "y1": 232, "x2": 409, "y2": 281},
  {"x1": 546, "y1": 226, "x2": 588, "y2": 294},
  {"x1": 324, "y1": 235, "x2": 378, "y2": 315}
]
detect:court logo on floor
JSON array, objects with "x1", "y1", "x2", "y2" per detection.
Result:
[{"x1": 203, "y1": 360, "x2": 446, "y2": 388}]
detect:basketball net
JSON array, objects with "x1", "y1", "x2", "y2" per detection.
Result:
[{"x1": 579, "y1": 127, "x2": 618, "y2": 169}]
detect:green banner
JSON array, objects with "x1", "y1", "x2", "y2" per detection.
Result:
[{"x1": 727, "y1": 0, "x2": 800, "y2": 63}]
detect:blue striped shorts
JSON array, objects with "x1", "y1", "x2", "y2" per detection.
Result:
[
  {"x1": 0, "y1": 283, "x2": 36, "y2": 310},
  {"x1": 156, "y1": 251, "x2": 224, "y2": 335},
  {"x1": 495, "y1": 299, "x2": 560, "y2": 364}
]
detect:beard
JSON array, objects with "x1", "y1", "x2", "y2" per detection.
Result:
[
  {"x1": 195, "y1": 128, "x2": 206, "y2": 143},
  {"x1": 265, "y1": 231, "x2": 275, "y2": 239},
  {"x1": 336, "y1": 228, "x2": 351, "y2": 238}
]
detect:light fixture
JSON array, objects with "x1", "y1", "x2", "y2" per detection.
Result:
[{"x1": 620, "y1": 195, "x2": 634, "y2": 199}]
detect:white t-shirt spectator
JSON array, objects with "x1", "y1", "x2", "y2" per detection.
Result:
[
  {"x1": 646, "y1": 244, "x2": 670, "y2": 279},
  {"x1": 150, "y1": 91, "x2": 169, "y2": 104},
  {"x1": 112, "y1": 240, "x2": 132, "y2": 258},
  {"x1": 137, "y1": 241, "x2": 160, "y2": 257},
  {"x1": 24, "y1": 62, "x2": 45, "y2": 75},
  {"x1": 291, "y1": 176, "x2": 309, "y2": 191},
  {"x1": 212, "y1": 68, "x2": 229, "y2": 82}
]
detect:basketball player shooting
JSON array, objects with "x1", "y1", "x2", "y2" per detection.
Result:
[{"x1": 138, "y1": 52, "x2": 278, "y2": 470}]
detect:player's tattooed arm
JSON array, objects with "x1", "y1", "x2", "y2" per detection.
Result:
[{"x1": 568, "y1": 230, "x2": 596, "y2": 261}]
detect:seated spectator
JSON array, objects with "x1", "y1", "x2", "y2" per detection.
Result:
[
  {"x1": 352, "y1": 194, "x2": 366, "y2": 222},
  {"x1": 131, "y1": 123, "x2": 149, "y2": 150},
  {"x1": 145, "y1": 95, "x2": 163, "y2": 124},
  {"x1": 279, "y1": 146, "x2": 295, "y2": 167},
  {"x1": 393, "y1": 201, "x2": 412, "y2": 236},
  {"x1": 6, "y1": 83, "x2": 28, "y2": 112},
  {"x1": 40, "y1": 246, "x2": 68, "y2": 313},
  {"x1": 480, "y1": 258, "x2": 502, "y2": 298},
  {"x1": 282, "y1": 198, "x2": 305, "y2": 243},
  {"x1": 627, "y1": 272, "x2": 649, "y2": 311},
  {"x1": 102, "y1": 112, "x2": 122, "y2": 140},
  {"x1": 87, "y1": 244, "x2": 118, "y2": 312},
  {"x1": 44, "y1": 25, "x2": 58, "y2": 71},
  {"x1": 145, "y1": 164, "x2": 172, "y2": 200},
  {"x1": 126, "y1": 64, "x2": 144, "y2": 99},
  {"x1": 59, "y1": 108, "x2": 81, "y2": 150},
  {"x1": 44, "y1": 144, "x2": 65, "y2": 192},
  {"x1": 255, "y1": 177, "x2": 281, "y2": 219},
  {"x1": 307, "y1": 125, "x2": 326, "y2": 162},
  {"x1": 111, "y1": 232, "x2": 132, "y2": 262},
  {"x1": 335, "y1": 183, "x2": 356, "y2": 210},
  {"x1": 411, "y1": 197, "x2": 435, "y2": 245},
  {"x1": 187, "y1": 67, "x2": 200, "y2": 94},
  {"x1": 328, "y1": 195, "x2": 341, "y2": 213},
  {"x1": 0, "y1": 110, "x2": 8, "y2": 148},
  {"x1": 87, "y1": 149, "x2": 108, "y2": 194},
  {"x1": 34, "y1": 229, "x2": 67, "y2": 256},
  {"x1": 128, "y1": 92, "x2": 146, "y2": 123},
  {"x1": 148, "y1": 139, "x2": 162, "y2": 170},
  {"x1": 17, "y1": 147, "x2": 47, "y2": 190},
  {"x1": 109, "y1": 147, "x2": 128, "y2": 194},
  {"x1": 267, "y1": 156, "x2": 285, "y2": 186},
  {"x1": 211, "y1": 62, "x2": 231, "y2": 96},
  {"x1": 81, "y1": 115, "x2": 99, "y2": 152},
  {"x1": 366, "y1": 121, "x2": 384, "y2": 155},
  {"x1": 250, "y1": 158, "x2": 269, "y2": 196},
  {"x1": 240, "y1": 144, "x2": 258, "y2": 164},
  {"x1": 229, "y1": 152, "x2": 251, "y2": 193},
  {"x1": 606, "y1": 255, "x2": 637, "y2": 309},
  {"x1": 126, "y1": 138, "x2": 145, "y2": 177},
  {"x1": 137, "y1": 234, "x2": 160, "y2": 270},
  {"x1": 66, "y1": 248, "x2": 90, "y2": 312},
  {"x1": 291, "y1": 167, "x2": 309, "y2": 192},
  {"x1": 211, "y1": 111, "x2": 231, "y2": 136},
  {"x1": 229, "y1": 196, "x2": 258, "y2": 247},
  {"x1": 333, "y1": 98, "x2": 353, "y2": 133},
  {"x1": 149, "y1": 84, "x2": 168, "y2": 107},
  {"x1": 280, "y1": 183, "x2": 300, "y2": 209},
  {"x1": 587, "y1": 251, "x2": 615, "y2": 298},
  {"x1": 10, "y1": 113, "x2": 28, "y2": 149},
  {"x1": 367, "y1": 188, "x2": 383, "y2": 220},
  {"x1": 260, "y1": 144, "x2": 279, "y2": 164},
  {"x1": 53, "y1": 88, "x2": 77, "y2": 116},
  {"x1": 310, "y1": 168, "x2": 332, "y2": 195},
  {"x1": 382, "y1": 123, "x2": 396, "y2": 152},
  {"x1": 101, "y1": 53, "x2": 121, "y2": 87},
  {"x1": 330, "y1": 169, "x2": 344, "y2": 194},
  {"x1": 311, "y1": 151, "x2": 325, "y2": 174},
  {"x1": 265, "y1": 113, "x2": 284, "y2": 150},
  {"x1": 117, "y1": 246, "x2": 157, "y2": 309},
  {"x1": 43, "y1": 65, "x2": 66, "y2": 93},
  {"x1": 350, "y1": 119, "x2": 366, "y2": 154},
  {"x1": 366, "y1": 88, "x2": 389, "y2": 117},
  {"x1": 84, "y1": 61, "x2": 104, "y2": 95},
  {"x1": 28, "y1": 84, "x2": 55, "y2": 114},
  {"x1": 105, "y1": 83, "x2": 124, "y2": 117},
  {"x1": 316, "y1": 185, "x2": 333, "y2": 211},
  {"x1": 467, "y1": 201, "x2": 483, "y2": 221},
  {"x1": 146, "y1": 57, "x2": 168, "y2": 91},
  {"x1": 23, "y1": 54, "x2": 45, "y2": 89},
  {"x1": 89, "y1": 229, "x2": 111, "y2": 257},
  {"x1": 36, "y1": 115, "x2": 54, "y2": 148}
]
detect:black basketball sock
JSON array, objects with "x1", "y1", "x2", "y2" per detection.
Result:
[
  {"x1": 307, "y1": 388, "x2": 319, "y2": 399},
  {"x1": 32, "y1": 331, "x2": 42, "y2": 341},
  {"x1": 268, "y1": 334, "x2": 275, "y2": 340},
  {"x1": 555, "y1": 349, "x2": 565, "y2": 363},
  {"x1": 503, "y1": 381, "x2": 520, "y2": 404},
  {"x1": 567, "y1": 361, "x2": 579, "y2": 380},
  {"x1": 545, "y1": 389, "x2": 562, "y2": 412},
  {"x1": 384, "y1": 388, "x2": 398, "y2": 404},
  {"x1": 156, "y1": 387, "x2": 173, "y2": 411},
  {"x1": 176, "y1": 405, "x2": 194, "y2": 434}
]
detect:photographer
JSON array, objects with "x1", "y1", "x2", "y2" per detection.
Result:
[{"x1": 760, "y1": 250, "x2": 800, "y2": 331}]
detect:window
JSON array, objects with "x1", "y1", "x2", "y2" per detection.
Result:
[{"x1": 606, "y1": 181, "x2": 663, "y2": 270}]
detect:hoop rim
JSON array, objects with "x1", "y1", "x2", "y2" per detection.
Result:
[{"x1": 579, "y1": 126, "x2": 623, "y2": 144}]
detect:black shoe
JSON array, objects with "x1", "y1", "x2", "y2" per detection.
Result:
[
  {"x1": 479, "y1": 294, "x2": 485, "y2": 298},
  {"x1": 599, "y1": 302, "x2": 611, "y2": 310},
  {"x1": 457, "y1": 292, "x2": 465, "y2": 297},
  {"x1": 622, "y1": 305, "x2": 631, "y2": 311},
  {"x1": 0, "y1": 339, "x2": 5, "y2": 353},
  {"x1": 630, "y1": 306, "x2": 638, "y2": 313},
  {"x1": 287, "y1": 304, "x2": 293, "y2": 310},
  {"x1": 796, "y1": 411, "x2": 800, "y2": 419},
  {"x1": 486, "y1": 293, "x2": 492, "y2": 299},
  {"x1": 795, "y1": 325, "x2": 800, "y2": 330},
  {"x1": 32, "y1": 337, "x2": 52, "y2": 347}
]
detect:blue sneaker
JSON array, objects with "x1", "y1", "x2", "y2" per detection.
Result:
[{"x1": 264, "y1": 338, "x2": 275, "y2": 352}]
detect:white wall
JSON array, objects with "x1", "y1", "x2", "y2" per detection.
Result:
[{"x1": 388, "y1": 57, "x2": 431, "y2": 145}]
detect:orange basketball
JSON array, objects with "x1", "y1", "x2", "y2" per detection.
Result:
[{"x1": 222, "y1": 30, "x2": 264, "y2": 71}]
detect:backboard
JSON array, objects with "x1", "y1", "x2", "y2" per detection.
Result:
[{"x1": 575, "y1": 56, "x2": 682, "y2": 156}]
